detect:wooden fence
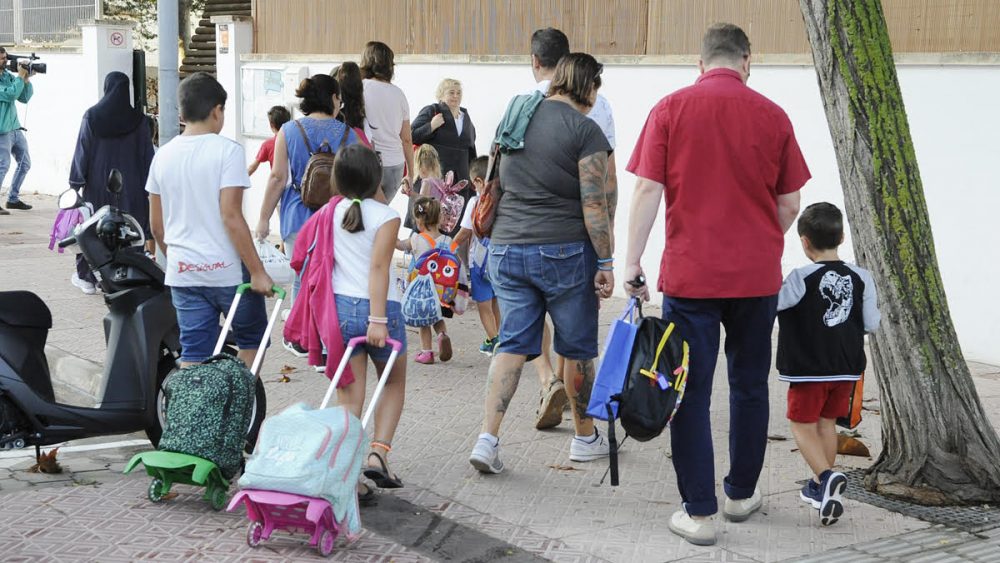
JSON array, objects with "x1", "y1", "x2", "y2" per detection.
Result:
[{"x1": 253, "y1": 0, "x2": 1000, "y2": 56}]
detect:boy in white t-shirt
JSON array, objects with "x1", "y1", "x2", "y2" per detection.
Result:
[
  {"x1": 453, "y1": 156, "x2": 500, "y2": 356},
  {"x1": 146, "y1": 72, "x2": 274, "y2": 369}
]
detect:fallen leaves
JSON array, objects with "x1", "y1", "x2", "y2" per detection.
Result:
[
  {"x1": 548, "y1": 464, "x2": 580, "y2": 472},
  {"x1": 837, "y1": 433, "x2": 871, "y2": 457},
  {"x1": 28, "y1": 448, "x2": 62, "y2": 474},
  {"x1": 276, "y1": 364, "x2": 295, "y2": 382},
  {"x1": 767, "y1": 434, "x2": 788, "y2": 441}
]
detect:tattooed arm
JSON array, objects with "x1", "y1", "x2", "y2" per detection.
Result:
[
  {"x1": 605, "y1": 152, "x2": 619, "y2": 230},
  {"x1": 580, "y1": 151, "x2": 615, "y2": 298},
  {"x1": 579, "y1": 151, "x2": 612, "y2": 259}
]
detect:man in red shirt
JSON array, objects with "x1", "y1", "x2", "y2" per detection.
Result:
[
  {"x1": 624, "y1": 23, "x2": 809, "y2": 545},
  {"x1": 247, "y1": 105, "x2": 291, "y2": 176}
]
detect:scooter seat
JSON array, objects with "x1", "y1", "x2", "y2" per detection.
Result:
[{"x1": 0, "y1": 291, "x2": 52, "y2": 330}]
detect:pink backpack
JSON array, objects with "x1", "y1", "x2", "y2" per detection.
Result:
[
  {"x1": 49, "y1": 208, "x2": 84, "y2": 253},
  {"x1": 425, "y1": 171, "x2": 468, "y2": 234}
]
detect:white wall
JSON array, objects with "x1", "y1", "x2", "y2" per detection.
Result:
[
  {"x1": 5, "y1": 52, "x2": 95, "y2": 198},
  {"x1": 20, "y1": 57, "x2": 999, "y2": 364}
]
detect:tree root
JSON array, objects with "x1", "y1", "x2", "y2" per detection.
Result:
[{"x1": 864, "y1": 470, "x2": 997, "y2": 506}]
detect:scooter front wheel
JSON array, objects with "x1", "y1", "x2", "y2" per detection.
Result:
[
  {"x1": 246, "y1": 521, "x2": 263, "y2": 547},
  {"x1": 148, "y1": 478, "x2": 165, "y2": 502}
]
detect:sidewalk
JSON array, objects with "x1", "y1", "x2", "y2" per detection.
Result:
[{"x1": 2, "y1": 195, "x2": 999, "y2": 562}]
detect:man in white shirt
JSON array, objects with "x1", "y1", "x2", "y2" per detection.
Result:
[
  {"x1": 146, "y1": 72, "x2": 273, "y2": 369},
  {"x1": 527, "y1": 27, "x2": 619, "y2": 433}
]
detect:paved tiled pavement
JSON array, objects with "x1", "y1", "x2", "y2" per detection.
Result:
[{"x1": 2, "y1": 196, "x2": 999, "y2": 562}]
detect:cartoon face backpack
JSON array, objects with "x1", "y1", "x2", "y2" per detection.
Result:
[{"x1": 401, "y1": 233, "x2": 461, "y2": 327}]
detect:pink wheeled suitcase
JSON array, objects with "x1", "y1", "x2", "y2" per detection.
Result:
[{"x1": 227, "y1": 336, "x2": 402, "y2": 556}]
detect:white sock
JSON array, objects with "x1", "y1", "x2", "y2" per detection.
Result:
[
  {"x1": 575, "y1": 432, "x2": 598, "y2": 444},
  {"x1": 478, "y1": 432, "x2": 499, "y2": 446}
]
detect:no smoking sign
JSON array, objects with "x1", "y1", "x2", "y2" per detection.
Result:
[{"x1": 109, "y1": 30, "x2": 126, "y2": 48}]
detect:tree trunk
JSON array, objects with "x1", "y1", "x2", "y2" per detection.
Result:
[{"x1": 798, "y1": 0, "x2": 1000, "y2": 504}]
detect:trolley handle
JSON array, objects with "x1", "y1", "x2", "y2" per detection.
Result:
[
  {"x1": 236, "y1": 282, "x2": 287, "y2": 299},
  {"x1": 347, "y1": 335, "x2": 403, "y2": 352}
]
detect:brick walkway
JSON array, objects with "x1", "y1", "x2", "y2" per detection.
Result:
[{"x1": 2, "y1": 195, "x2": 999, "y2": 562}]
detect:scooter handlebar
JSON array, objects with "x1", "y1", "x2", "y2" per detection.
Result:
[{"x1": 57, "y1": 236, "x2": 77, "y2": 248}]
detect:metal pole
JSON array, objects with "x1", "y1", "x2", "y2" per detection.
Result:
[
  {"x1": 158, "y1": 0, "x2": 180, "y2": 145},
  {"x1": 12, "y1": 0, "x2": 24, "y2": 45},
  {"x1": 94, "y1": 0, "x2": 103, "y2": 19}
]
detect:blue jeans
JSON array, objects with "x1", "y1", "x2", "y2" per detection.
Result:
[
  {"x1": 662, "y1": 294, "x2": 778, "y2": 516},
  {"x1": 0, "y1": 129, "x2": 30, "y2": 203},
  {"x1": 283, "y1": 232, "x2": 301, "y2": 306},
  {"x1": 169, "y1": 268, "x2": 268, "y2": 363},
  {"x1": 336, "y1": 296, "x2": 406, "y2": 362},
  {"x1": 487, "y1": 241, "x2": 599, "y2": 360}
]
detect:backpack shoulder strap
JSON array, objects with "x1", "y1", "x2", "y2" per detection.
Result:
[
  {"x1": 294, "y1": 120, "x2": 315, "y2": 155},
  {"x1": 337, "y1": 123, "x2": 351, "y2": 150},
  {"x1": 419, "y1": 232, "x2": 436, "y2": 249}
]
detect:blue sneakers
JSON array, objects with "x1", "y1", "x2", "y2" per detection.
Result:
[
  {"x1": 800, "y1": 479, "x2": 822, "y2": 509},
  {"x1": 818, "y1": 470, "x2": 847, "y2": 526},
  {"x1": 479, "y1": 336, "x2": 499, "y2": 356}
]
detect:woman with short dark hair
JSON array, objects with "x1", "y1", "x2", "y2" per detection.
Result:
[
  {"x1": 469, "y1": 53, "x2": 616, "y2": 474},
  {"x1": 361, "y1": 41, "x2": 413, "y2": 203},
  {"x1": 255, "y1": 74, "x2": 360, "y2": 336}
]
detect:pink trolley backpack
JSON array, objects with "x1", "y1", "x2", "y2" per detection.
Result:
[{"x1": 229, "y1": 336, "x2": 403, "y2": 556}]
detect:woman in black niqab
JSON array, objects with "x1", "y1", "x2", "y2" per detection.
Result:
[{"x1": 68, "y1": 71, "x2": 155, "y2": 289}]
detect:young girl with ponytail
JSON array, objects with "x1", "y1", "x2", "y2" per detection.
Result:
[{"x1": 331, "y1": 144, "x2": 408, "y2": 494}]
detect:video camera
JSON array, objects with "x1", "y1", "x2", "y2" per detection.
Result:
[{"x1": 4, "y1": 53, "x2": 46, "y2": 75}]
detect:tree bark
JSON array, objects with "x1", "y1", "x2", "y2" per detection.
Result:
[{"x1": 798, "y1": 0, "x2": 1000, "y2": 505}]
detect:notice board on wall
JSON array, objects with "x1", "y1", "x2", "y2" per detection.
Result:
[{"x1": 241, "y1": 65, "x2": 307, "y2": 138}]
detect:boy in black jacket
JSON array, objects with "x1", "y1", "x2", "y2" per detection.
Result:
[{"x1": 777, "y1": 202, "x2": 880, "y2": 526}]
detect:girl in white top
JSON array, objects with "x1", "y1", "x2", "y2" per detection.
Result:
[{"x1": 331, "y1": 144, "x2": 406, "y2": 497}]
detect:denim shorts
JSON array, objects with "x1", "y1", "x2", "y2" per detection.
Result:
[
  {"x1": 170, "y1": 273, "x2": 268, "y2": 363},
  {"x1": 487, "y1": 241, "x2": 599, "y2": 360},
  {"x1": 336, "y1": 296, "x2": 407, "y2": 363},
  {"x1": 469, "y1": 263, "x2": 495, "y2": 303}
]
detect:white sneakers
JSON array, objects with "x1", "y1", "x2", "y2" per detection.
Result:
[
  {"x1": 71, "y1": 273, "x2": 96, "y2": 295},
  {"x1": 471, "y1": 430, "x2": 610, "y2": 474},
  {"x1": 723, "y1": 487, "x2": 763, "y2": 522},
  {"x1": 669, "y1": 488, "x2": 764, "y2": 546},
  {"x1": 569, "y1": 430, "x2": 610, "y2": 462},
  {"x1": 668, "y1": 511, "x2": 717, "y2": 546},
  {"x1": 469, "y1": 434, "x2": 504, "y2": 474}
]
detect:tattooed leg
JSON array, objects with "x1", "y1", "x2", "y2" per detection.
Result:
[
  {"x1": 564, "y1": 358, "x2": 597, "y2": 436},
  {"x1": 483, "y1": 352, "x2": 527, "y2": 436}
]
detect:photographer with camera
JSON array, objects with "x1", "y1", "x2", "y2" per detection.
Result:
[{"x1": 0, "y1": 46, "x2": 35, "y2": 214}]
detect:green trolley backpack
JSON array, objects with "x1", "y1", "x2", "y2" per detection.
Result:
[{"x1": 158, "y1": 353, "x2": 256, "y2": 479}]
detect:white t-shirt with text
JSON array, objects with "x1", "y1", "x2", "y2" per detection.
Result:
[
  {"x1": 145, "y1": 134, "x2": 251, "y2": 287},
  {"x1": 363, "y1": 79, "x2": 410, "y2": 167},
  {"x1": 332, "y1": 198, "x2": 401, "y2": 302}
]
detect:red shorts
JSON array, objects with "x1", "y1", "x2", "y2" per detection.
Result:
[{"x1": 786, "y1": 381, "x2": 855, "y2": 423}]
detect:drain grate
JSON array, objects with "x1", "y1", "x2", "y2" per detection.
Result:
[{"x1": 801, "y1": 469, "x2": 1000, "y2": 533}]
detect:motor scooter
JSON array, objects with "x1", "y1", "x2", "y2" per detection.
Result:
[{"x1": 0, "y1": 170, "x2": 265, "y2": 461}]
